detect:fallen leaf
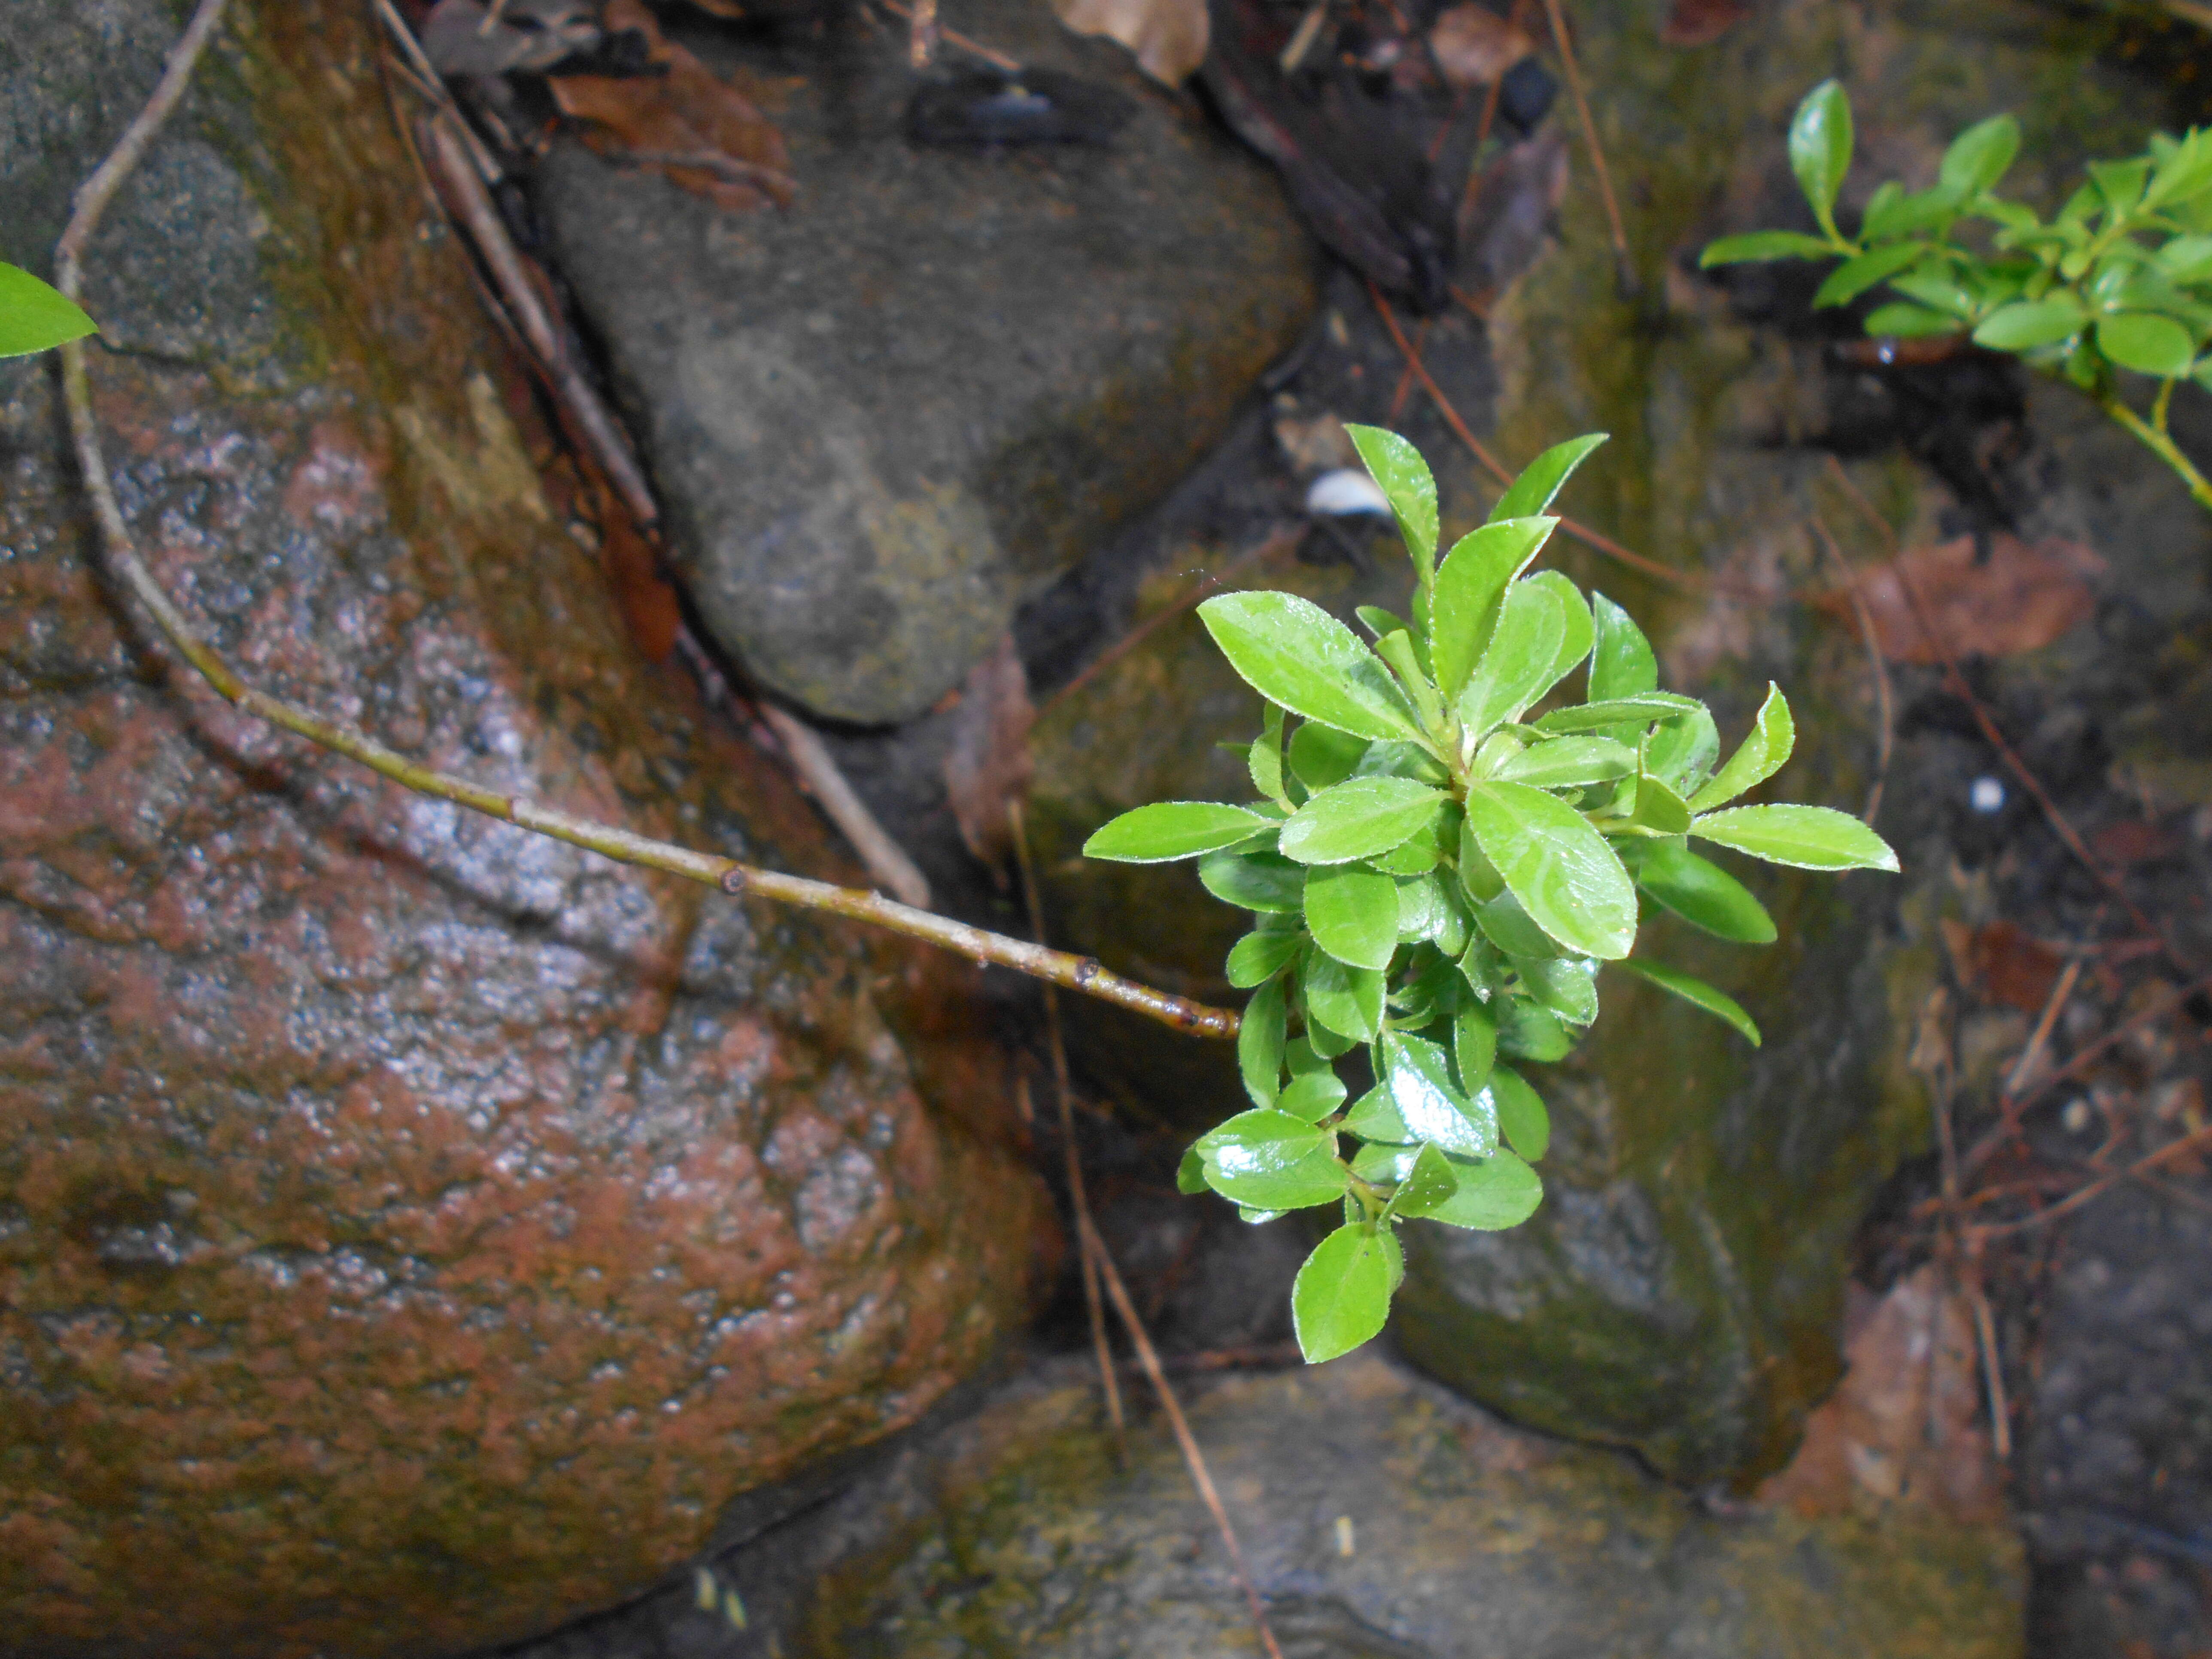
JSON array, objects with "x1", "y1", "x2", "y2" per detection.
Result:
[
  {"x1": 1757, "y1": 1266, "x2": 2004, "y2": 1524},
  {"x1": 1659, "y1": 0, "x2": 1751, "y2": 48},
  {"x1": 942, "y1": 634, "x2": 1036, "y2": 869},
  {"x1": 1428, "y1": 3, "x2": 1535, "y2": 91},
  {"x1": 1942, "y1": 918, "x2": 2063, "y2": 1016},
  {"x1": 1273, "y1": 401, "x2": 1359, "y2": 474},
  {"x1": 1050, "y1": 0, "x2": 1207, "y2": 87},
  {"x1": 1819, "y1": 532, "x2": 2104, "y2": 663},
  {"x1": 2092, "y1": 818, "x2": 2183, "y2": 867},
  {"x1": 548, "y1": 1, "x2": 793, "y2": 211},
  {"x1": 421, "y1": 0, "x2": 601, "y2": 76}
]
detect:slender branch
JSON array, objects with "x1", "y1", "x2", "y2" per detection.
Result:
[
  {"x1": 2100, "y1": 391, "x2": 2212, "y2": 515},
  {"x1": 49, "y1": 0, "x2": 1236, "y2": 1042}
]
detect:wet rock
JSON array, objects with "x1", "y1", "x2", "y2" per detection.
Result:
[
  {"x1": 686, "y1": 1353, "x2": 2022, "y2": 1657},
  {"x1": 531, "y1": 0, "x2": 1319, "y2": 726},
  {"x1": 0, "y1": 3, "x2": 1048, "y2": 1656}
]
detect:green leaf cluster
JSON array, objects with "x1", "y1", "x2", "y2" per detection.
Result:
[
  {"x1": 0, "y1": 261, "x2": 97, "y2": 359},
  {"x1": 1086, "y1": 428, "x2": 1899, "y2": 1364},
  {"x1": 1703, "y1": 82, "x2": 2212, "y2": 505}
]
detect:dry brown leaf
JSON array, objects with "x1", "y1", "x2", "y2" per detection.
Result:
[
  {"x1": 1050, "y1": 0, "x2": 1207, "y2": 87},
  {"x1": 1428, "y1": 3, "x2": 1535, "y2": 91},
  {"x1": 1819, "y1": 532, "x2": 2103, "y2": 663},
  {"x1": 549, "y1": 19, "x2": 794, "y2": 213},
  {"x1": 1757, "y1": 1266, "x2": 2004, "y2": 1524},
  {"x1": 942, "y1": 634, "x2": 1036, "y2": 869},
  {"x1": 1941, "y1": 918, "x2": 2063, "y2": 1016},
  {"x1": 1659, "y1": 0, "x2": 1751, "y2": 48}
]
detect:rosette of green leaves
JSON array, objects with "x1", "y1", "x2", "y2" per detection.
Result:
[
  {"x1": 1702, "y1": 81, "x2": 2212, "y2": 503},
  {"x1": 1084, "y1": 426, "x2": 1898, "y2": 1364}
]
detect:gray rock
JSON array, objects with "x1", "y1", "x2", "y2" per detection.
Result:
[{"x1": 532, "y1": 1, "x2": 1318, "y2": 724}]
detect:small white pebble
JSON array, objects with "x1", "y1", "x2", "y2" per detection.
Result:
[
  {"x1": 1335, "y1": 1515, "x2": 1356, "y2": 1557},
  {"x1": 1306, "y1": 468, "x2": 1391, "y2": 519},
  {"x1": 2062, "y1": 1097, "x2": 2092, "y2": 1134},
  {"x1": 1969, "y1": 777, "x2": 2006, "y2": 814}
]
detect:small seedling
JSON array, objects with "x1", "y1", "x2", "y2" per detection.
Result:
[
  {"x1": 1705, "y1": 80, "x2": 2212, "y2": 511},
  {"x1": 1084, "y1": 428, "x2": 1897, "y2": 1363}
]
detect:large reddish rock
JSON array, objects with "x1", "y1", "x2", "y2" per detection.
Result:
[{"x1": 0, "y1": 3, "x2": 1048, "y2": 1655}]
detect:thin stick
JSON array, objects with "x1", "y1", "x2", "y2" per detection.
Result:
[
  {"x1": 1807, "y1": 514, "x2": 1895, "y2": 824},
  {"x1": 1368, "y1": 284, "x2": 1726, "y2": 593},
  {"x1": 49, "y1": 21, "x2": 1232, "y2": 1040},
  {"x1": 875, "y1": 0, "x2": 1020, "y2": 71},
  {"x1": 1537, "y1": 0, "x2": 1634, "y2": 294},
  {"x1": 1047, "y1": 526, "x2": 1300, "y2": 709},
  {"x1": 1082, "y1": 1216, "x2": 1286, "y2": 1659},
  {"x1": 1009, "y1": 800, "x2": 1126, "y2": 1452},
  {"x1": 907, "y1": 0, "x2": 940, "y2": 67},
  {"x1": 1968, "y1": 1121, "x2": 2212, "y2": 1238},
  {"x1": 2004, "y1": 955, "x2": 2083, "y2": 1105},
  {"x1": 1823, "y1": 457, "x2": 2197, "y2": 975},
  {"x1": 1965, "y1": 1274, "x2": 2011, "y2": 1460},
  {"x1": 757, "y1": 703, "x2": 933, "y2": 910}
]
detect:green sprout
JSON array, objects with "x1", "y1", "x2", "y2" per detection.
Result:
[
  {"x1": 1083, "y1": 428, "x2": 1897, "y2": 1364},
  {"x1": 1705, "y1": 80, "x2": 2212, "y2": 513}
]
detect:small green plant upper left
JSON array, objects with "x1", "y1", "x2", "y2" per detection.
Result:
[{"x1": 0, "y1": 260, "x2": 97, "y2": 358}]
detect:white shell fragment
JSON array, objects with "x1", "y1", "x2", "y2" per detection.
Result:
[{"x1": 1306, "y1": 468, "x2": 1392, "y2": 519}]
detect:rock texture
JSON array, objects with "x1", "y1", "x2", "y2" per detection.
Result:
[
  {"x1": 0, "y1": 3, "x2": 1046, "y2": 1656},
  {"x1": 532, "y1": 0, "x2": 1319, "y2": 726},
  {"x1": 686, "y1": 1354, "x2": 2024, "y2": 1658}
]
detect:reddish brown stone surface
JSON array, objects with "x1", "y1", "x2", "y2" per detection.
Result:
[{"x1": 0, "y1": 3, "x2": 1047, "y2": 1655}]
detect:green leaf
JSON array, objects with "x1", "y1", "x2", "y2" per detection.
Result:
[
  {"x1": 1629, "y1": 840, "x2": 1777, "y2": 942},
  {"x1": 1305, "y1": 953, "x2": 1386, "y2": 1043},
  {"x1": 1788, "y1": 80, "x2": 1854, "y2": 235},
  {"x1": 1276, "y1": 1068, "x2": 1350, "y2": 1123},
  {"x1": 1496, "y1": 994, "x2": 1574, "y2": 1062},
  {"x1": 1939, "y1": 112, "x2": 2020, "y2": 198},
  {"x1": 1199, "y1": 850, "x2": 1307, "y2": 914},
  {"x1": 0, "y1": 261, "x2": 97, "y2": 359},
  {"x1": 1623, "y1": 771, "x2": 1693, "y2": 836},
  {"x1": 1289, "y1": 722, "x2": 1368, "y2": 791},
  {"x1": 1517, "y1": 955, "x2": 1599, "y2": 1025},
  {"x1": 2158, "y1": 233, "x2": 2212, "y2": 285},
  {"x1": 1615, "y1": 958, "x2": 1762, "y2": 1045},
  {"x1": 1392, "y1": 871, "x2": 1448, "y2": 945},
  {"x1": 1457, "y1": 812, "x2": 1506, "y2": 904},
  {"x1": 1533, "y1": 692, "x2": 1704, "y2": 733},
  {"x1": 1280, "y1": 776, "x2": 1447, "y2": 866},
  {"x1": 1486, "y1": 1065, "x2": 1549, "y2": 1161},
  {"x1": 1249, "y1": 702, "x2": 1289, "y2": 807},
  {"x1": 2148, "y1": 128, "x2": 2212, "y2": 210},
  {"x1": 1457, "y1": 580, "x2": 1568, "y2": 735},
  {"x1": 1860, "y1": 181, "x2": 1963, "y2": 242},
  {"x1": 1488, "y1": 433, "x2": 1608, "y2": 522},
  {"x1": 1227, "y1": 930, "x2": 1303, "y2": 988},
  {"x1": 1698, "y1": 231, "x2": 1839, "y2": 266},
  {"x1": 1085, "y1": 801, "x2": 1273, "y2": 862},
  {"x1": 1492, "y1": 735, "x2": 1637, "y2": 789},
  {"x1": 1380, "y1": 1031, "x2": 1497, "y2": 1158},
  {"x1": 1349, "y1": 1140, "x2": 1419, "y2": 1183},
  {"x1": 1292, "y1": 1224, "x2": 1395, "y2": 1362},
  {"x1": 1177, "y1": 1145, "x2": 1209, "y2": 1193},
  {"x1": 1453, "y1": 999, "x2": 1498, "y2": 1094},
  {"x1": 1239, "y1": 979, "x2": 1287, "y2": 1105},
  {"x1": 1863, "y1": 302, "x2": 1965, "y2": 338},
  {"x1": 1356, "y1": 605, "x2": 1411, "y2": 641},
  {"x1": 1386, "y1": 1143, "x2": 1460, "y2": 1219},
  {"x1": 1423, "y1": 1149, "x2": 1543, "y2": 1230},
  {"x1": 1344, "y1": 424, "x2": 1440, "y2": 580},
  {"x1": 1686, "y1": 685, "x2": 1795, "y2": 812},
  {"x1": 1973, "y1": 296, "x2": 2087, "y2": 352},
  {"x1": 2097, "y1": 311, "x2": 2197, "y2": 377},
  {"x1": 1200, "y1": 1111, "x2": 1347, "y2": 1210},
  {"x1": 2091, "y1": 156, "x2": 2151, "y2": 216},
  {"x1": 1200, "y1": 592, "x2": 1424, "y2": 743},
  {"x1": 1587, "y1": 592, "x2": 1657, "y2": 701},
  {"x1": 1474, "y1": 889, "x2": 1563, "y2": 959},
  {"x1": 1344, "y1": 1083, "x2": 1408, "y2": 1142},
  {"x1": 1370, "y1": 824, "x2": 1445, "y2": 878},
  {"x1": 1525, "y1": 570, "x2": 1595, "y2": 696},
  {"x1": 1304, "y1": 866, "x2": 1401, "y2": 971},
  {"x1": 1464, "y1": 781, "x2": 1637, "y2": 959},
  {"x1": 1646, "y1": 707, "x2": 1720, "y2": 797},
  {"x1": 1691, "y1": 804, "x2": 1900, "y2": 871},
  {"x1": 1373, "y1": 629, "x2": 1444, "y2": 728},
  {"x1": 1427, "y1": 516, "x2": 1556, "y2": 699},
  {"x1": 1813, "y1": 241, "x2": 1931, "y2": 308}
]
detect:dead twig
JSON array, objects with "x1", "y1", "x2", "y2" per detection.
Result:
[
  {"x1": 1807, "y1": 514, "x2": 1895, "y2": 824},
  {"x1": 1823, "y1": 457, "x2": 2198, "y2": 977},
  {"x1": 1537, "y1": 0, "x2": 1634, "y2": 295},
  {"x1": 1969, "y1": 1121, "x2": 2212, "y2": 1238},
  {"x1": 1010, "y1": 799, "x2": 1126, "y2": 1455},
  {"x1": 874, "y1": 0, "x2": 1021, "y2": 71},
  {"x1": 1046, "y1": 525, "x2": 1301, "y2": 709},
  {"x1": 1082, "y1": 1218, "x2": 1286, "y2": 1659}
]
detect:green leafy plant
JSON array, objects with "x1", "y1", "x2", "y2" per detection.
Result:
[
  {"x1": 1084, "y1": 428, "x2": 1898, "y2": 1364},
  {"x1": 0, "y1": 259, "x2": 97, "y2": 358},
  {"x1": 1704, "y1": 80, "x2": 2212, "y2": 512}
]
